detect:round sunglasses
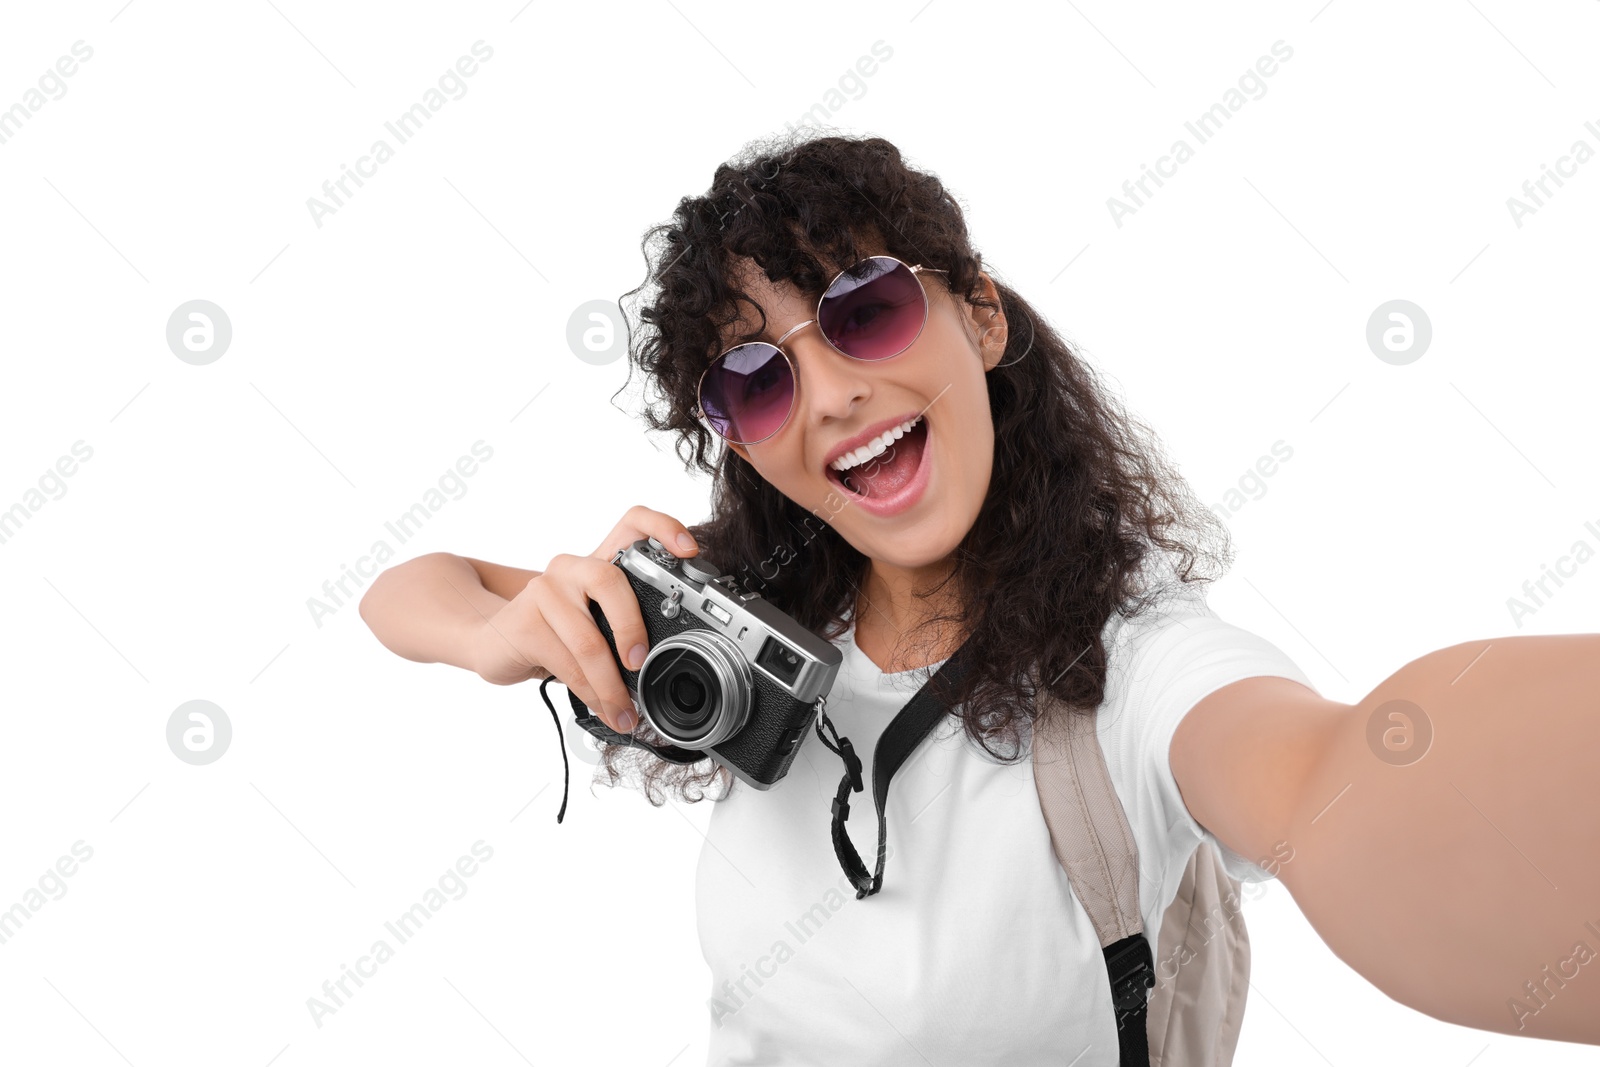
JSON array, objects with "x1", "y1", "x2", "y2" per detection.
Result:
[{"x1": 691, "y1": 255, "x2": 948, "y2": 446}]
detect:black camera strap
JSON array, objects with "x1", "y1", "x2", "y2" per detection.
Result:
[
  {"x1": 538, "y1": 634, "x2": 974, "y2": 902},
  {"x1": 543, "y1": 678, "x2": 854, "y2": 826},
  {"x1": 540, "y1": 676, "x2": 702, "y2": 823},
  {"x1": 818, "y1": 636, "x2": 974, "y2": 900}
]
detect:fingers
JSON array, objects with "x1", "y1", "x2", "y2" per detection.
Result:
[
  {"x1": 521, "y1": 508, "x2": 700, "y2": 736},
  {"x1": 507, "y1": 597, "x2": 599, "y2": 711},
  {"x1": 585, "y1": 558, "x2": 653, "y2": 679},
  {"x1": 539, "y1": 592, "x2": 638, "y2": 733},
  {"x1": 595, "y1": 505, "x2": 699, "y2": 561}
]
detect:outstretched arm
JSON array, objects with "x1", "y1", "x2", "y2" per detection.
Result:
[{"x1": 1171, "y1": 634, "x2": 1600, "y2": 1044}]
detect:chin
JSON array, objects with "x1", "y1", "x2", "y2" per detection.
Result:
[{"x1": 851, "y1": 508, "x2": 974, "y2": 569}]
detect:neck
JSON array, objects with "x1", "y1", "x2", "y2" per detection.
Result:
[{"x1": 853, "y1": 556, "x2": 966, "y2": 666}]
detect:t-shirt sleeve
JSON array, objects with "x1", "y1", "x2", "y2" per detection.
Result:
[{"x1": 1095, "y1": 587, "x2": 1320, "y2": 884}]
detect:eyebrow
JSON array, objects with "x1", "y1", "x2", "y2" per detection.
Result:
[
  {"x1": 720, "y1": 325, "x2": 772, "y2": 352},
  {"x1": 729, "y1": 317, "x2": 811, "y2": 349}
]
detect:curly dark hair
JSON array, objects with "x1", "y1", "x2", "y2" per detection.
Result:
[{"x1": 593, "y1": 129, "x2": 1233, "y2": 805}]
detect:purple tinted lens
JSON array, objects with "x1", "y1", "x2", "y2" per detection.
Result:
[
  {"x1": 817, "y1": 257, "x2": 927, "y2": 360},
  {"x1": 699, "y1": 343, "x2": 795, "y2": 444}
]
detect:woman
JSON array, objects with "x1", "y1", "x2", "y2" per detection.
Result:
[{"x1": 359, "y1": 132, "x2": 1600, "y2": 1062}]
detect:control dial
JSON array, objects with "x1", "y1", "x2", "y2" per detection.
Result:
[{"x1": 681, "y1": 556, "x2": 722, "y2": 585}]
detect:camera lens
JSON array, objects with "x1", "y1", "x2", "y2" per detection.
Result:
[
  {"x1": 646, "y1": 652, "x2": 718, "y2": 741},
  {"x1": 670, "y1": 673, "x2": 706, "y2": 714},
  {"x1": 637, "y1": 631, "x2": 752, "y2": 749}
]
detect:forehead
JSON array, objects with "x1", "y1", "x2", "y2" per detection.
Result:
[
  {"x1": 713, "y1": 240, "x2": 892, "y2": 349},
  {"x1": 716, "y1": 258, "x2": 813, "y2": 346}
]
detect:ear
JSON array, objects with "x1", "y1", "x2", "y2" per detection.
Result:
[
  {"x1": 966, "y1": 270, "x2": 1008, "y2": 373},
  {"x1": 728, "y1": 441, "x2": 751, "y2": 465}
]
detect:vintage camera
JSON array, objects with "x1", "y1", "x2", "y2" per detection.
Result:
[{"x1": 572, "y1": 536, "x2": 843, "y2": 790}]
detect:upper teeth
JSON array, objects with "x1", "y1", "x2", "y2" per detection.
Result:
[{"x1": 829, "y1": 416, "x2": 922, "y2": 473}]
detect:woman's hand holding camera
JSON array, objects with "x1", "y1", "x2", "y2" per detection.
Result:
[{"x1": 469, "y1": 506, "x2": 699, "y2": 733}]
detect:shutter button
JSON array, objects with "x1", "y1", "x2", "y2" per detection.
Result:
[{"x1": 644, "y1": 536, "x2": 677, "y2": 567}]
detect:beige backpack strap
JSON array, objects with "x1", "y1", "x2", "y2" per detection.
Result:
[
  {"x1": 1032, "y1": 698, "x2": 1154, "y2": 1064},
  {"x1": 1032, "y1": 700, "x2": 1143, "y2": 939},
  {"x1": 1145, "y1": 843, "x2": 1252, "y2": 1067},
  {"x1": 1034, "y1": 693, "x2": 1254, "y2": 1067}
]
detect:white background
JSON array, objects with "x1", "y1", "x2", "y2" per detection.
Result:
[{"x1": 2, "y1": 1, "x2": 1597, "y2": 1064}]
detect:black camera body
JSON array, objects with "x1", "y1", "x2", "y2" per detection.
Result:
[{"x1": 572, "y1": 536, "x2": 843, "y2": 789}]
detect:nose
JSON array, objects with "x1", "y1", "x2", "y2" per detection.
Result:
[{"x1": 786, "y1": 322, "x2": 872, "y2": 428}]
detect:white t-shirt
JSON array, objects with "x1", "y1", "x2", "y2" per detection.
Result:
[{"x1": 694, "y1": 582, "x2": 1317, "y2": 1066}]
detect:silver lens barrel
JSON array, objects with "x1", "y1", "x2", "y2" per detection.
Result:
[{"x1": 637, "y1": 629, "x2": 753, "y2": 749}]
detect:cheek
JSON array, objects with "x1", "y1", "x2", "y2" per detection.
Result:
[
  {"x1": 942, "y1": 404, "x2": 996, "y2": 502},
  {"x1": 748, "y1": 445, "x2": 828, "y2": 506}
]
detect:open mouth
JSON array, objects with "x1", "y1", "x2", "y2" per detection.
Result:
[{"x1": 825, "y1": 415, "x2": 931, "y2": 499}]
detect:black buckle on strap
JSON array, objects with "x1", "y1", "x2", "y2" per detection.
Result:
[
  {"x1": 822, "y1": 637, "x2": 972, "y2": 901},
  {"x1": 831, "y1": 778, "x2": 854, "y2": 820},
  {"x1": 1105, "y1": 934, "x2": 1156, "y2": 1014},
  {"x1": 836, "y1": 737, "x2": 863, "y2": 792}
]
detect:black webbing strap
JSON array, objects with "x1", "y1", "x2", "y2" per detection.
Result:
[
  {"x1": 821, "y1": 638, "x2": 974, "y2": 900},
  {"x1": 1105, "y1": 932, "x2": 1155, "y2": 1066},
  {"x1": 540, "y1": 677, "x2": 702, "y2": 823}
]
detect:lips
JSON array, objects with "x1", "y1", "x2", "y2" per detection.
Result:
[{"x1": 824, "y1": 414, "x2": 930, "y2": 504}]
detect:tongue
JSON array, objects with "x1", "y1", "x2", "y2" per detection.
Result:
[{"x1": 848, "y1": 422, "x2": 927, "y2": 498}]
